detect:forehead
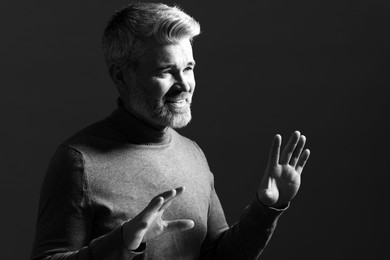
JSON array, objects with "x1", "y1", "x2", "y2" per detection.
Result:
[{"x1": 138, "y1": 38, "x2": 194, "y2": 69}]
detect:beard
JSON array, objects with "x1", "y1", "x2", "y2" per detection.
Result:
[{"x1": 128, "y1": 77, "x2": 193, "y2": 129}]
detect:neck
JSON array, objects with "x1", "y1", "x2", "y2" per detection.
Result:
[
  {"x1": 108, "y1": 99, "x2": 171, "y2": 145},
  {"x1": 122, "y1": 101, "x2": 168, "y2": 132}
]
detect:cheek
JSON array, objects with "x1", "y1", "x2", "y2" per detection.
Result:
[
  {"x1": 190, "y1": 75, "x2": 196, "y2": 92},
  {"x1": 139, "y1": 78, "x2": 172, "y2": 99},
  {"x1": 191, "y1": 76, "x2": 196, "y2": 88},
  {"x1": 185, "y1": 72, "x2": 196, "y2": 90}
]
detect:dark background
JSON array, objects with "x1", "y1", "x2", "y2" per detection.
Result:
[{"x1": 1, "y1": 0, "x2": 389, "y2": 259}]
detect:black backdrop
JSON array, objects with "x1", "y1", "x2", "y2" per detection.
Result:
[{"x1": 1, "y1": 0, "x2": 389, "y2": 259}]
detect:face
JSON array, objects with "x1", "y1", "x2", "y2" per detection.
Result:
[{"x1": 122, "y1": 38, "x2": 196, "y2": 129}]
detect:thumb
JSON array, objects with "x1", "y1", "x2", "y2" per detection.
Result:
[
  {"x1": 165, "y1": 219, "x2": 195, "y2": 233},
  {"x1": 258, "y1": 188, "x2": 278, "y2": 207}
]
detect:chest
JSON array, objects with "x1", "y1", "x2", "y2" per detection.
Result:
[{"x1": 85, "y1": 147, "x2": 212, "y2": 243}]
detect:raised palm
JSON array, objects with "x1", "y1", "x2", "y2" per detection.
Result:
[{"x1": 258, "y1": 131, "x2": 310, "y2": 208}]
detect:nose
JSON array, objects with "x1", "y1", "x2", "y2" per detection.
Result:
[{"x1": 174, "y1": 72, "x2": 192, "y2": 93}]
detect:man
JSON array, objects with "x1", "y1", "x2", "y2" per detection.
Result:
[{"x1": 31, "y1": 2, "x2": 310, "y2": 260}]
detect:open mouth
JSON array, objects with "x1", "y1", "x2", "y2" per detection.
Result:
[
  {"x1": 165, "y1": 96, "x2": 191, "y2": 109},
  {"x1": 166, "y1": 99, "x2": 189, "y2": 108}
]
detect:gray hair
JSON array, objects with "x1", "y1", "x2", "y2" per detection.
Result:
[{"x1": 102, "y1": 2, "x2": 201, "y2": 70}]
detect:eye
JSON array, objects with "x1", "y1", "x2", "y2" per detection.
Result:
[
  {"x1": 156, "y1": 70, "x2": 171, "y2": 78},
  {"x1": 184, "y1": 66, "x2": 194, "y2": 72}
]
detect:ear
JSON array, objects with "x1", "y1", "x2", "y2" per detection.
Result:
[{"x1": 109, "y1": 64, "x2": 127, "y2": 94}]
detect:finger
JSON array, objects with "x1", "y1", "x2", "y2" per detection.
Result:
[
  {"x1": 160, "y1": 187, "x2": 186, "y2": 211},
  {"x1": 149, "y1": 188, "x2": 179, "y2": 212},
  {"x1": 157, "y1": 189, "x2": 177, "y2": 202},
  {"x1": 173, "y1": 186, "x2": 185, "y2": 196},
  {"x1": 268, "y1": 134, "x2": 281, "y2": 167},
  {"x1": 158, "y1": 186, "x2": 184, "y2": 201},
  {"x1": 280, "y1": 130, "x2": 300, "y2": 165},
  {"x1": 165, "y1": 219, "x2": 195, "y2": 233},
  {"x1": 296, "y1": 149, "x2": 310, "y2": 174},
  {"x1": 289, "y1": 135, "x2": 306, "y2": 167},
  {"x1": 142, "y1": 196, "x2": 164, "y2": 219}
]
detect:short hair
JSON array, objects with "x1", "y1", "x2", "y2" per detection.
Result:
[{"x1": 102, "y1": 2, "x2": 201, "y2": 70}]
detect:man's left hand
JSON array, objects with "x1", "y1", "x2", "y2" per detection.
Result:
[{"x1": 258, "y1": 131, "x2": 310, "y2": 208}]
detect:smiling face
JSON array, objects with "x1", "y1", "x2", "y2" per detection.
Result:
[{"x1": 121, "y1": 38, "x2": 196, "y2": 129}]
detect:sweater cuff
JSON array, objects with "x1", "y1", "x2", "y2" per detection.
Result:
[
  {"x1": 255, "y1": 193, "x2": 290, "y2": 212},
  {"x1": 240, "y1": 196, "x2": 288, "y2": 232}
]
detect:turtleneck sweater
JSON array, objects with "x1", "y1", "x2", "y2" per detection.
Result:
[{"x1": 31, "y1": 101, "x2": 285, "y2": 260}]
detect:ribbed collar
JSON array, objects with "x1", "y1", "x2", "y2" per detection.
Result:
[{"x1": 107, "y1": 99, "x2": 172, "y2": 145}]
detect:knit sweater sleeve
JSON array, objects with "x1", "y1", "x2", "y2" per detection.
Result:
[
  {"x1": 199, "y1": 187, "x2": 286, "y2": 259},
  {"x1": 195, "y1": 148, "x2": 286, "y2": 259},
  {"x1": 30, "y1": 145, "x2": 141, "y2": 260}
]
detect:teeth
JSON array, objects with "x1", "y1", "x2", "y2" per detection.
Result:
[{"x1": 168, "y1": 99, "x2": 187, "y2": 108}]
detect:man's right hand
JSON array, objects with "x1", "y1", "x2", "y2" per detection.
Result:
[{"x1": 122, "y1": 186, "x2": 194, "y2": 251}]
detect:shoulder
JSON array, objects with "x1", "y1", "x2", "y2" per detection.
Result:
[
  {"x1": 170, "y1": 129, "x2": 211, "y2": 169},
  {"x1": 48, "y1": 145, "x2": 84, "y2": 175},
  {"x1": 61, "y1": 118, "x2": 128, "y2": 157}
]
